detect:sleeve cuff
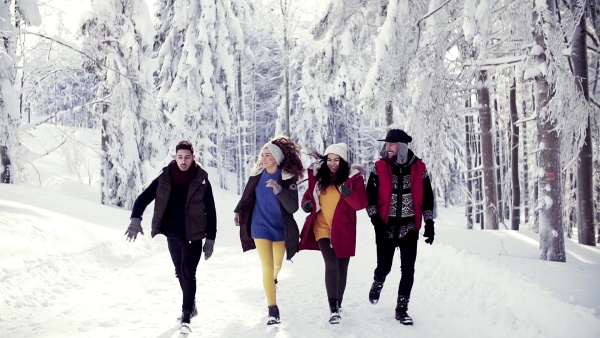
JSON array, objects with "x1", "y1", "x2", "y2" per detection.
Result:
[{"x1": 367, "y1": 205, "x2": 378, "y2": 217}]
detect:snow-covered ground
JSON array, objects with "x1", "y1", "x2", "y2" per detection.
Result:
[{"x1": 1, "y1": 127, "x2": 600, "y2": 337}]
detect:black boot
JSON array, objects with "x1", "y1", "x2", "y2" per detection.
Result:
[
  {"x1": 191, "y1": 300, "x2": 198, "y2": 317},
  {"x1": 328, "y1": 298, "x2": 341, "y2": 324},
  {"x1": 179, "y1": 310, "x2": 193, "y2": 333},
  {"x1": 267, "y1": 305, "x2": 280, "y2": 325},
  {"x1": 369, "y1": 280, "x2": 384, "y2": 304},
  {"x1": 395, "y1": 295, "x2": 413, "y2": 325},
  {"x1": 177, "y1": 300, "x2": 198, "y2": 321}
]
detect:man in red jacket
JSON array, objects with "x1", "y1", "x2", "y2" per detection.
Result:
[{"x1": 366, "y1": 129, "x2": 435, "y2": 325}]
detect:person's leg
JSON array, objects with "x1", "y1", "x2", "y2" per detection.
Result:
[
  {"x1": 180, "y1": 240, "x2": 203, "y2": 313},
  {"x1": 167, "y1": 239, "x2": 185, "y2": 304},
  {"x1": 254, "y1": 238, "x2": 277, "y2": 306},
  {"x1": 395, "y1": 230, "x2": 418, "y2": 324},
  {"x1": 369, "y1": 241, "x2": 396, "y2": 304},
  {"x1": 398, "y1": 231, "x2": 418, "y2": 299},
  {"x1": 317, "y1": 238, "x2": 337, "y2": 300},
  {"x1": 272, "y1": 241, "x2": 286, "y2": 282},
  {"x1": 336, "y1": 256, "x2": 350, "y2": 302},
  {"x1": 373, "y1": 241, "x2": 396, "y2": 282}
]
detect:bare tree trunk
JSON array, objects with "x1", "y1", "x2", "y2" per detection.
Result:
[
  {"x1": 0, "y1": 145, "x2": 11, "y2": 183},
  {"x1": 237, "y1": 53, "x2": 245, "y2": 195},
  {"x1": 510, "y1": 77, "x2": 521, "y2": 230},
  {"x1": 0, "y1": 0, "x2": 15, "y2": 184},
  {"x1": 572, "y1": 1, "x2": 596, "y2": 246},
  {"x1": 100, "y1": 99, "x2": 109, "y2": 205},
  {"x1": 466, "y1": 108, "x2": 474, "y2": 229},
  {"x1": 477, "y1": 70, "x2": 499, "y2": 230},
  {"x1": 476, "y1": 124, "x2": 483, "y2": 228},
  {"x1": 494, "y1": 98, "x2": 504, "y2": 222},
  {"x1": 284, "y1": 59, "x2": 290, "y2": 136},
  {"x1": 522, "y1": 99, "x2": 529, "y2": 222},
  {"x1": 589, "y1": 0, "x2": 600, "y2": 39},
  {"x1": 251, "y1": 62, "x2": 257, "y2": 163},
  {"x1": 593, "y1": 56, "x2": 600, "y2": 243},
  {"x1": 385, "y1": 101, "x2": 393, "y2": 129},
  {"x1": 281, "y1": 0, "x2": 291, "y2": 137},
  {"x1": 533, "y1": 0, "x2": 565, "y2": 261},
  {"x1": 217, "y1": 128, "x2": 227, "y2": 190}
]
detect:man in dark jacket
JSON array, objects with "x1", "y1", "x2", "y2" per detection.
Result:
[
  {"x1": 366, "y1": 129, "x2": 435, "y2": 325},
  {"x1": 124, "y1": 141, "x2": 217, "y2": 334}
]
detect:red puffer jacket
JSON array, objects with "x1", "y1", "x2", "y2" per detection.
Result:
[{"x1": 298, "y1": 165, "x2": 368, "y2": 258}]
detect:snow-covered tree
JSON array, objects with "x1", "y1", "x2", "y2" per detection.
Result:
[
  {"x1": 21, "y1": 37, "x2": 97, "y2": 128},
  {"x1": 80, "y1": 0, "x2": 157, "y2": 209},
  {"x1": 0, "y1": 0, "x2": 41, "y2": 184},
  {"x1": 236, "y1": 0, "x2": 283, "y2": 190},
  {"x1": 407, "y1": 0, "x2": 466, "y2": 207},
  {"x1": 296, "y1": 0, "x2": 380, "y2": 164},
  {"x1": 359, "y1": 0, "x2": 425, "y2": 127},
  {"x1": 571, "y1": 0, "x2": 595, "y2": 246},
  {"x1": 527, "y1": 0, "x2": 566, "y2": 261},
  {"x1": 153, "y1": 0, "x2": 243, "y2": 190}
]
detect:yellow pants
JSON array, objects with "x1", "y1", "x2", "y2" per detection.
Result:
[{"x1": 254, "y1": 239, "x2": 286, "y2": 306}]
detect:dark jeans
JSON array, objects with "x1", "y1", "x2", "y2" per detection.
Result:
[
  {"x1": 167, "y1": 238, "x2": 203, "y2": 312},
  {"x1": 318, "y1": 238, "x2": 350, "y2": 301},
  {"x1": 373, "y1": 230, "x2": 418, "y2": 299}
]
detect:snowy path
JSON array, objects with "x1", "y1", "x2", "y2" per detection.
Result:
[{"x1": 1, "y1": 184, "x2": 599, "y2": 337}]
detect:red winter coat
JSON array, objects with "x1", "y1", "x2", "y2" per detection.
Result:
[{"x1": 298, "y1": 165, "x2": 368, "y2": 258}]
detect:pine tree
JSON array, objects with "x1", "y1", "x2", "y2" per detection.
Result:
[
  {"x1": 0, "y1": 0, "x2": 41, "y2": 184},
  {"x1": 81, "y1": 0, "x2": 156, "y2": 209},
  {"x1": 153, "y1": 0, "x2": 243, "y2": 189}
]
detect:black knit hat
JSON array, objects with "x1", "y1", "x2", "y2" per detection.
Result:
[
  {"x1": 175, "y1": 140, "x2": 194, "y2": 153},
  {"x1": 378, "y1": 129, "x2": 412, "y2": 143}
]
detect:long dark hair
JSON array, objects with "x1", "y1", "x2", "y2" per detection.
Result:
[
  {"x1": 310, "y1": 151, "x2": 350, "y2": 190},
  {"x1": 270, "y1": 136, "x2": 305, "y2": 178}
]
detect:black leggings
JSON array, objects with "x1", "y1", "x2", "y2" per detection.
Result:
[
  {"x1": 318, "y1": 238, "x2": 350, "y2": 301},
  {"x1": 167, "y1": 238, "x2": 203, "y2": 312},
  {"x1": 373, "y1": 230, "x2": 418, "y2": 299}
]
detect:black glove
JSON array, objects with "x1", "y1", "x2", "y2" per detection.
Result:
[
  {"x1": 370, "y1": 214, "x2": 387, "y2": 238},
  {"x1": 203, "y1": 239, "x2": 215, "y2": 259},
  {"x1": 424, "y1": 219, "x2": 435, "y2": 245},
  {"x1": 339, "y1": 185, "x2": 351, "y2": 197},
  {"x1": 125, "y1": 218, "x2": 144, "y2": 242},
  {"x1": 302, "y1": 200, "x2": 313, "y2": 213},
  {"x1": 370, "y1": 214, "x2": 383, "y2": 227}
]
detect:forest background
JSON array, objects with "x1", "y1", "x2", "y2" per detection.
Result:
[{"x1": 0, "y1": 0, "x2": 599, "y2": 261}]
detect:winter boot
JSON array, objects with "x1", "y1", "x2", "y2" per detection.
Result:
[
  {"x1": 328, "y1": 298, "x2": 341, "y2": 324},
  {"x1": 177, "y1": 300, "x2": 198, "y2": 321},
  {"x1": 179, "y1": 310, "x2": 193, "y2": 333},
  {"x1": 369, "y1": 280, "x2": 384, "y2": 304},
  {"x1": 395, "y1": 295, "x2": 413, "y2": 325},
  {"x1": 267, "y1": 305, "x2": 281, "y2": 325}
]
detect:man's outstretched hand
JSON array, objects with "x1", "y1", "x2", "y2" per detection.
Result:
[{"x1": 125, "y1": 218, "x2": 144, "y2": 242}]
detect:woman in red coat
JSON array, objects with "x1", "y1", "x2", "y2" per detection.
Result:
[{"x1": 299, "y1": 143, "x2": 368, "y2": 324}]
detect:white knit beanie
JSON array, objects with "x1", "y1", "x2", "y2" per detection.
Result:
[
  {"x1": 263, "y1": 143, "x2": 285, "y2": 165},
  {"x1": 324, "y1": 143, "x2": 348, "y2": 162}
]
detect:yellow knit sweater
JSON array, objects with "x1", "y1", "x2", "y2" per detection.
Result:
[{"x1": 313, "y1": 185, "x2": 341, "y2": 241}]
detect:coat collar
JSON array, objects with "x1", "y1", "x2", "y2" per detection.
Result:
[
  {"x1": 310, "y1": 162, "x2": 362, "y2": 180},
  {"x1": 249, "y1": 166, "x2": 295, "y2": 180}
]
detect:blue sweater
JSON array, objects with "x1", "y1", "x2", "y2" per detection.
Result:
[{"x1": 251, "y1": 170, "x2": 284, "y2": 241}]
